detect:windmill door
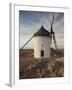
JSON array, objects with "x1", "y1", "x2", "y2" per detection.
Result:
[{"x1": 41, "y1": 50, "x2": 44, "y2": 57}]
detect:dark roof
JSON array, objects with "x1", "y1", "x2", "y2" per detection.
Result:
[{"x1": 33, "y1": 26, "x2": 51, "y2": 37}]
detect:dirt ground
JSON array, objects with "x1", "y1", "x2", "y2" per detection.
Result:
[{"x1": 19, "y1": 49, "x2": 64, "y2": 79}]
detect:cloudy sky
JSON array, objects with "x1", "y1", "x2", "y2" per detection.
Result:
[{"x1": 19, "y1": 10, "x2": 64, "y2": 49}]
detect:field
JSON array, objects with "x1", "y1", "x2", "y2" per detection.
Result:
[{"x1": 19, "y1": 48, "x2": 64, "y2": 79}]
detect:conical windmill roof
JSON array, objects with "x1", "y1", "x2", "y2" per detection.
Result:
[{"x1": 33, "y1": 26, "x2": 51, "y2": 37}]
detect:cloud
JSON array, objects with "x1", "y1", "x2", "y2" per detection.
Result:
[{"x1": 19, "y1": 11, "x2": 64, "y2": 49}]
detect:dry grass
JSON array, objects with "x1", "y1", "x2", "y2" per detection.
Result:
[{"x1": 19, "y1": 49, "x2": 64, "y2": 79}]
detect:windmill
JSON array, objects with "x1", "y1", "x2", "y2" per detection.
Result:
[
  {"x1": 50, "y1": 14, "x2": 57, "y2": 50},
  {"x1": 20, "y1": 13, "x2": 57, "y2": 59}
]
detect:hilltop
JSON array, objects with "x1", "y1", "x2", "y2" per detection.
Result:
[{"x1": 19, "y1": 48, "x2": 64, "y2": 79}]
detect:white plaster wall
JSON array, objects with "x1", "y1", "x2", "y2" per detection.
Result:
[{"x1": 33, "y1": 36, "x2": 51, "y2": 58}]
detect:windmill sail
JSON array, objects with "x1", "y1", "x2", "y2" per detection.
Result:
[
  {"x1": 53, "y1": 33, "x2": 57, "y2": 49},
  {"x1": 51, "y1": 14, "x2": 55, "y2": 34},
  {"x1": 50, "y1": 13, "x2": 57, "y2": 49},
  {"x1": 20, "y1": 36, "x2": 34, "y2": 49}
]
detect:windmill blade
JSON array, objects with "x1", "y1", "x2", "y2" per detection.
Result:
[
  {"x1": 51, "y1": 14, "x2": 55, "y2": 27},
  {"x1": 20, "y1": 36, "x2": 34, "y2": 49},
  {"x1": 51, "y1": 13, "x2": 55, "y2": 34},
  {"x1": 53, "y1": 33, "x2": 57, "y2": 49}
]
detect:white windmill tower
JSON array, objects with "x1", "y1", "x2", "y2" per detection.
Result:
[
  {"x1": 20, "y1": 14, "x2": 57, "y2": 59},
  {"x1": 33, "y1": 26, "x2": 52, "y2": 59}
]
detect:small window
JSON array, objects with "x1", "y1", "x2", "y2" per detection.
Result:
[
  {"x1": 41, "y1": 44, "x2": 43, "y2": 47},
  {"x1": 41, "y1": 50, "x2": 44, "y2": 57}
]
